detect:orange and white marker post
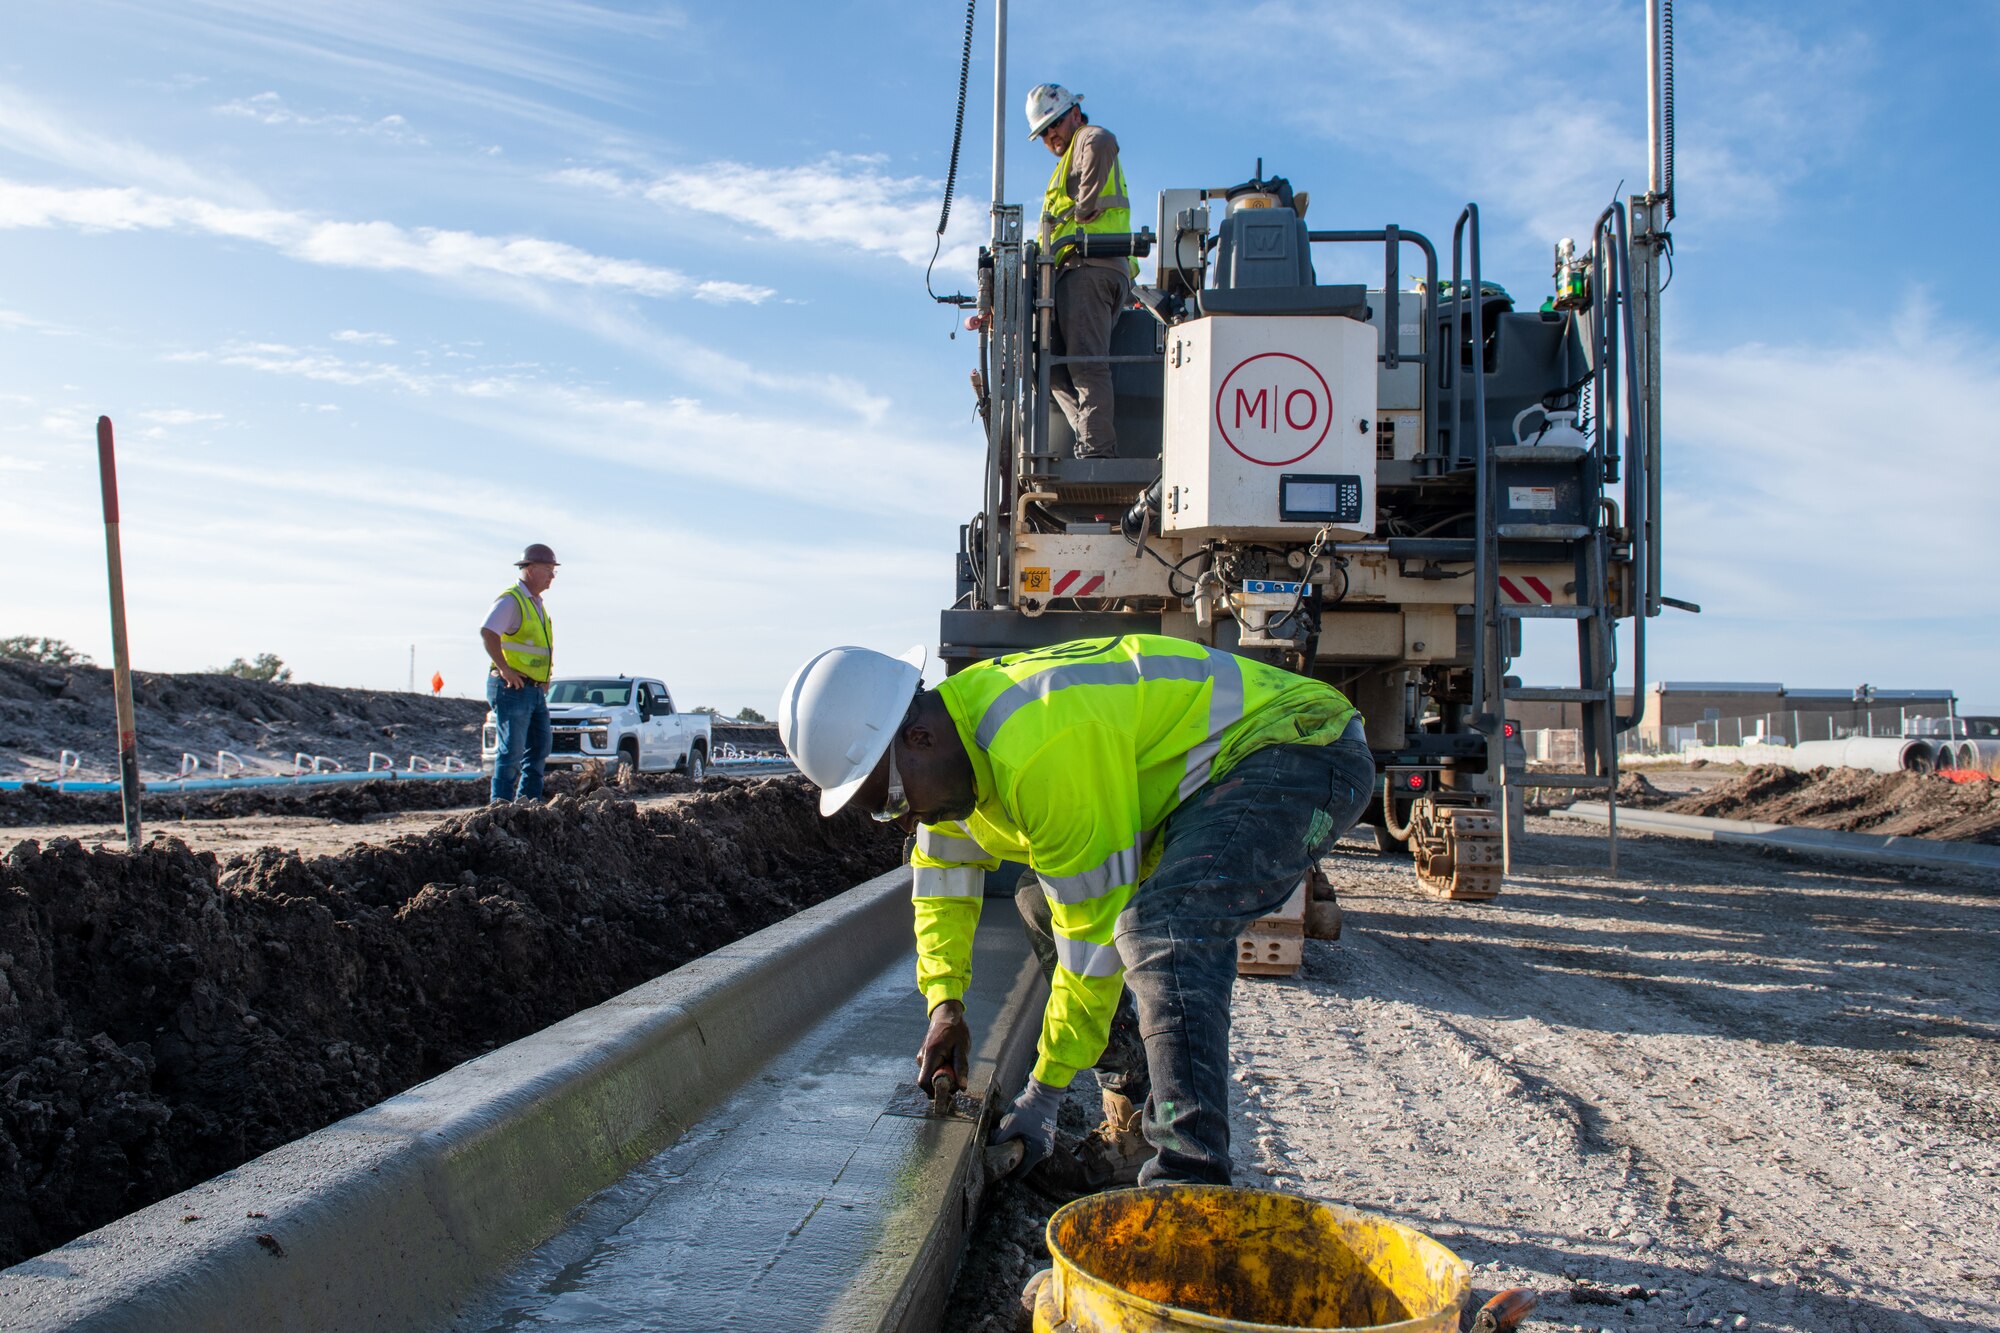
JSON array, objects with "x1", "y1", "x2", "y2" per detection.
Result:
[{"x1": 96, "y1": 416, "x2": 142, "y2": 852}]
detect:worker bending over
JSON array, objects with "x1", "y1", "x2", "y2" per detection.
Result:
[
  {"x1": 479, "y1": 543, "x2": 558, "y2": 803},
  {"x1": 778, "y1": 635, "x2": 1374, "y2": 1187},
  {"x1": 1027, "y1": 83, "x2": 1137, "y2": 460}
]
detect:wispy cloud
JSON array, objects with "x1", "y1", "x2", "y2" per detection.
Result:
[
  {"x1": 553, "y1": 153, "x2": 982, "y2": 272},
  {"x1": 0, "y1": 178, "x2": 774, "y2": 303},
  {"x1": 137, "y1": 408, "x2": 224, "y2": 425},
  {"x1": 0, "y1": 305, "x2": 74, "y2": 335},
  {"x1": 1665, "y1": 293, "x2": 2000, "y2": 627},
  {"x1": 0, "y1": 83, "x2": 264, "y2": 204},
  {"x1": 215, "y1": 91, "x2": 428, "y2": 144},
  {"x1": 1117, "y1": 1, "x2": 1871, "y2": 243},
  {"x1": 331, "y1": 328, "x2": 398, "y2": 346},
  {"x1": 168, "y1": 338, "x2": 967, "y2": 516}
]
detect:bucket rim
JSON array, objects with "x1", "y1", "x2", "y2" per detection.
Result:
[{"x1": 1040, "y1": 1184, "x2": 1472, "y2": 1333}]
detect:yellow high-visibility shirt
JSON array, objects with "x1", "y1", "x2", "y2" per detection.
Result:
[{"x1": 910, "y1": 634, "x2": 1358, "y2": 1086}]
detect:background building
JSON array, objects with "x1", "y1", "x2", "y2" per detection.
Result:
[{"x1": 1509, "y1": 681, "x2": 1959, "y2": 754}]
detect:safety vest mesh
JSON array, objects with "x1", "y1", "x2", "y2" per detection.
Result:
[
  {"x1": 908, "y1": 635, "x2": 1358, "y2": 1087},
  {"x1": 498, "y1": 585, "x2": 553, "y2": 682},
  {"x1": 1041, "y1": 129, "x2": 1139, "y2": 278}
]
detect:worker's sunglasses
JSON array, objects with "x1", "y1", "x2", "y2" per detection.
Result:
[{"x1": 871, "y1": 746, "x2": 911, "y2": 824}]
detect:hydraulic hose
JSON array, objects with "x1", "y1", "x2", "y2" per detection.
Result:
[{"x1": 1383, "y1": 777, "x2": 1418, "y2": 841}]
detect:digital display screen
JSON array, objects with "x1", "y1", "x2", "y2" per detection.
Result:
[{"x1": 1279, "y1": 473, "x2": 1363, "y2": 523}]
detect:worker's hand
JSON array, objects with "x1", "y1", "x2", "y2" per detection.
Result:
[
  {"x1": 992, "y1": 1078, "x2": 1065, "y2": 1174},
  {"x1": 963, "y1": 312, "x2": 990, "y2": 332},
  {"x1": 916, "y1": 998, "x2": 971, "y2": 1091},
  {"x1": 498, "y1": 667, "x2": 527, "y2": 689}
]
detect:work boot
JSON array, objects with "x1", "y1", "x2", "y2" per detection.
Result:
[
  {"x1": 1025, "y1": 1091, "x2": 1155, "y2": 1202},
  {"x1": 1081, "y1": 1090, "x2": 1154, "y2": 1186}
]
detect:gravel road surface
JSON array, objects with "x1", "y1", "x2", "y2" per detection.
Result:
[{"x1": 950, "y1": 817, "x2": 1999, "y2": 1333}]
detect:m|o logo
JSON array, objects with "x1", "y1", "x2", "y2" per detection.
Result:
[{"x1": 1215, "y1": 352, "x2": 1333, "y2": 466}]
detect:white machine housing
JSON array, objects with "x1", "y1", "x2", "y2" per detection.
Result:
[{"x1": 1160, "y1": 313, "x2": 1378, "y2": 541}]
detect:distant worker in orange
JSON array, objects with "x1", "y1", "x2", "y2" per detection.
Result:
[{"x1": 479, "y1": 544, "x2": 557, "y2": 802}]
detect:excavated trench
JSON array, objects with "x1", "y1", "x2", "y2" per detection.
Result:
[{"x1": 0, "y1": 776, "x2": 901, "y2": 1268}]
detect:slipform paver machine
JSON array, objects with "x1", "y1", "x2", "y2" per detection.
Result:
[{"x1": 935, "y1": 0, "x2": 1681, "y2": 962}]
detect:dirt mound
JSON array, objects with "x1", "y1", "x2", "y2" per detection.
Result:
[
  {"x1": 1616, "y1": 771, "x2": 1667, "y2": 805},
  {"x1": 0, "y1": 776, "x2": 900, "y2": 1266},
  {"x1": 1658, "y1": 765, "x2": 2000, "y2": 843},
  {"x1": 0, "y1": 659, "x2": 486, "y2": 782}
]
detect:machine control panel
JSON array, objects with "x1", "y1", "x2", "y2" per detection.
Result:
[{"x1": 1278, "y1": 473, "x2": 1363, "y2": 524}]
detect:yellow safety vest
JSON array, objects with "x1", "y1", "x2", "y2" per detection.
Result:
[
  {"x1": 1042, "y1": 129, "x2": 1139, "y2": 278},
  {"x1": 498, "y1": 585, "x2": 553, "y2": 682},
  {"x1": 908, "y1": 635, "x2": 1359, "y2": 1087}
]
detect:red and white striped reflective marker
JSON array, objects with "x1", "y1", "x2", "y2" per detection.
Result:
[
  {"x1": 1050, "y1": 569, "x2": 1105, "y2": 597},
  {"x1": 1497, "y1": 575, "x2": 1555, "y2": 605}
]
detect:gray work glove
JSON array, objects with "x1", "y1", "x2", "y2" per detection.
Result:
[{"x1": 992, "y1": 1077, "x2": 1066, "y2": 1174}]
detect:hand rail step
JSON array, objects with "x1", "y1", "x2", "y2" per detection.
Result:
[{"x1": 1499, "y1": 605, "x2": 1595, "y2": 620}]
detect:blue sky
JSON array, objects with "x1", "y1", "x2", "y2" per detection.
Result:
[{"x1": 3, "y1": 0, "x2": 1996, "y2": 717}]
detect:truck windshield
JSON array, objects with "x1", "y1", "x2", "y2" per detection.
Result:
[{"x1": 549, "y1": 679, "x2": 632, "y2": 707}]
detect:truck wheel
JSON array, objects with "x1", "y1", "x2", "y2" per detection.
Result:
[
  {"x1": 618, "y1": 739, "x2": 639, "y2": 775},
  {"x1": 687, "y1": 746, "x2": 706, "y2": 781}
]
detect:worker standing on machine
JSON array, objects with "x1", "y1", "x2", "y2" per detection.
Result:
[
  {"x1": 776, "y1": 635, "x2": 1374, "y2": 1187},
  {"x1": 479, "y1": 543, "x2": 558, "y2": 803},
  {"x1": 1026, "y1": 83, "x2": 1137, "y2": 460}
]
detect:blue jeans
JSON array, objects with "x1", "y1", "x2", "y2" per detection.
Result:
[
  {"x1": 487, "y1": 675, "x2": 551, "y2": 802},
  {"x1": 1116, "y1": 723, "x2": 1375, "y2": 1185}
]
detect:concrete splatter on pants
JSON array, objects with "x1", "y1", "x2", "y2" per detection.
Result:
[
  {"x1": 1118, "y1": 724, "x2": 1376, "y2": 1184},
  {"x1": 1051, "y1": 264, "x2": 1132, "y2": 458}
]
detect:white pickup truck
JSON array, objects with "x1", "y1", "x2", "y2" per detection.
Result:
[{"x1": 481, "y1": 676, "x2": 710, "y2": 778}]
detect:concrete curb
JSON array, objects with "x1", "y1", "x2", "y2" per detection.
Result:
[
  {"x1": 1555, "y1": 803, "x2": 2000, "y2": 873},
  {"x1": 0, "y1": 869, "x2": 917, "y2": 1331}
]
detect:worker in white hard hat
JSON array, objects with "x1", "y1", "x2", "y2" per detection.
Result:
[
  {"x1": 1024, "y1": 82, "x2": 1137, "y2": 460},
  {"x1": 777, "y1": 636, "x2": 1374, "y2": 1190},
  {"x1": 480, "y1": 543, "x2": 558, "y2": 802}
]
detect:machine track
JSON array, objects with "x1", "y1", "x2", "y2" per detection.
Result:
[{"x1": 1410, "y1": 802, "x2": 1503, "y2": 901}]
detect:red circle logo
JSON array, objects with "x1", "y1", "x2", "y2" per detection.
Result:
[{"x1": 1215, "y1": 352, "x2": 1333, "y2": 467}]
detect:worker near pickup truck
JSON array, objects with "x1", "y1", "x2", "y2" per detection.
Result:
[
  {"x1": 479, "y1": 544, "x2": 557, "y2": 803},
  {"x1": 777, "y1": 635, "x2": 1373, "y2": 1187},
  {"x1": 1028, "y1": 83, "x2": 1136, "y2": 460}
]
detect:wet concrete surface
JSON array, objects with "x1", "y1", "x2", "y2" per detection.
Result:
[{"x1": 466, "y1": 911, "x2": 1037, "y2": 1331}]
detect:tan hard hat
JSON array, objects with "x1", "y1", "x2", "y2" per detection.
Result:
[{"x1": 515, "y1": 543, "x2": 560, "y2": 567}]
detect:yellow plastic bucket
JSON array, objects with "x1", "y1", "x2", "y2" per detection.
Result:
[{"x1": 1029, "y1": 1186, "x2": 1469, "y2": 1333}]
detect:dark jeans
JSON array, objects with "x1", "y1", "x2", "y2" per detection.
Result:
[
  {"x1": 487, "y1": 675, "x2": 551, "y2": 802},
  {"x1": 1117, "y1": 725, "x2": 1374, "y2": 1184}
]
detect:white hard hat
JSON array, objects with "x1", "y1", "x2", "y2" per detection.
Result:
[
  {"x1": 1024, "y1": 83, "x2": 1081, "y2": 139},
  {"x1": 778, "y1": 644, "x2": 927, "y2": 815}
]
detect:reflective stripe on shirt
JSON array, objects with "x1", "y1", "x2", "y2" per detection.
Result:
[
  {"x1": 1054, "y1": 935, "x2": 1123, "y2": 978},
  {"x1": 912, "y1": 864, "x2": 984, "y2": 899}
]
